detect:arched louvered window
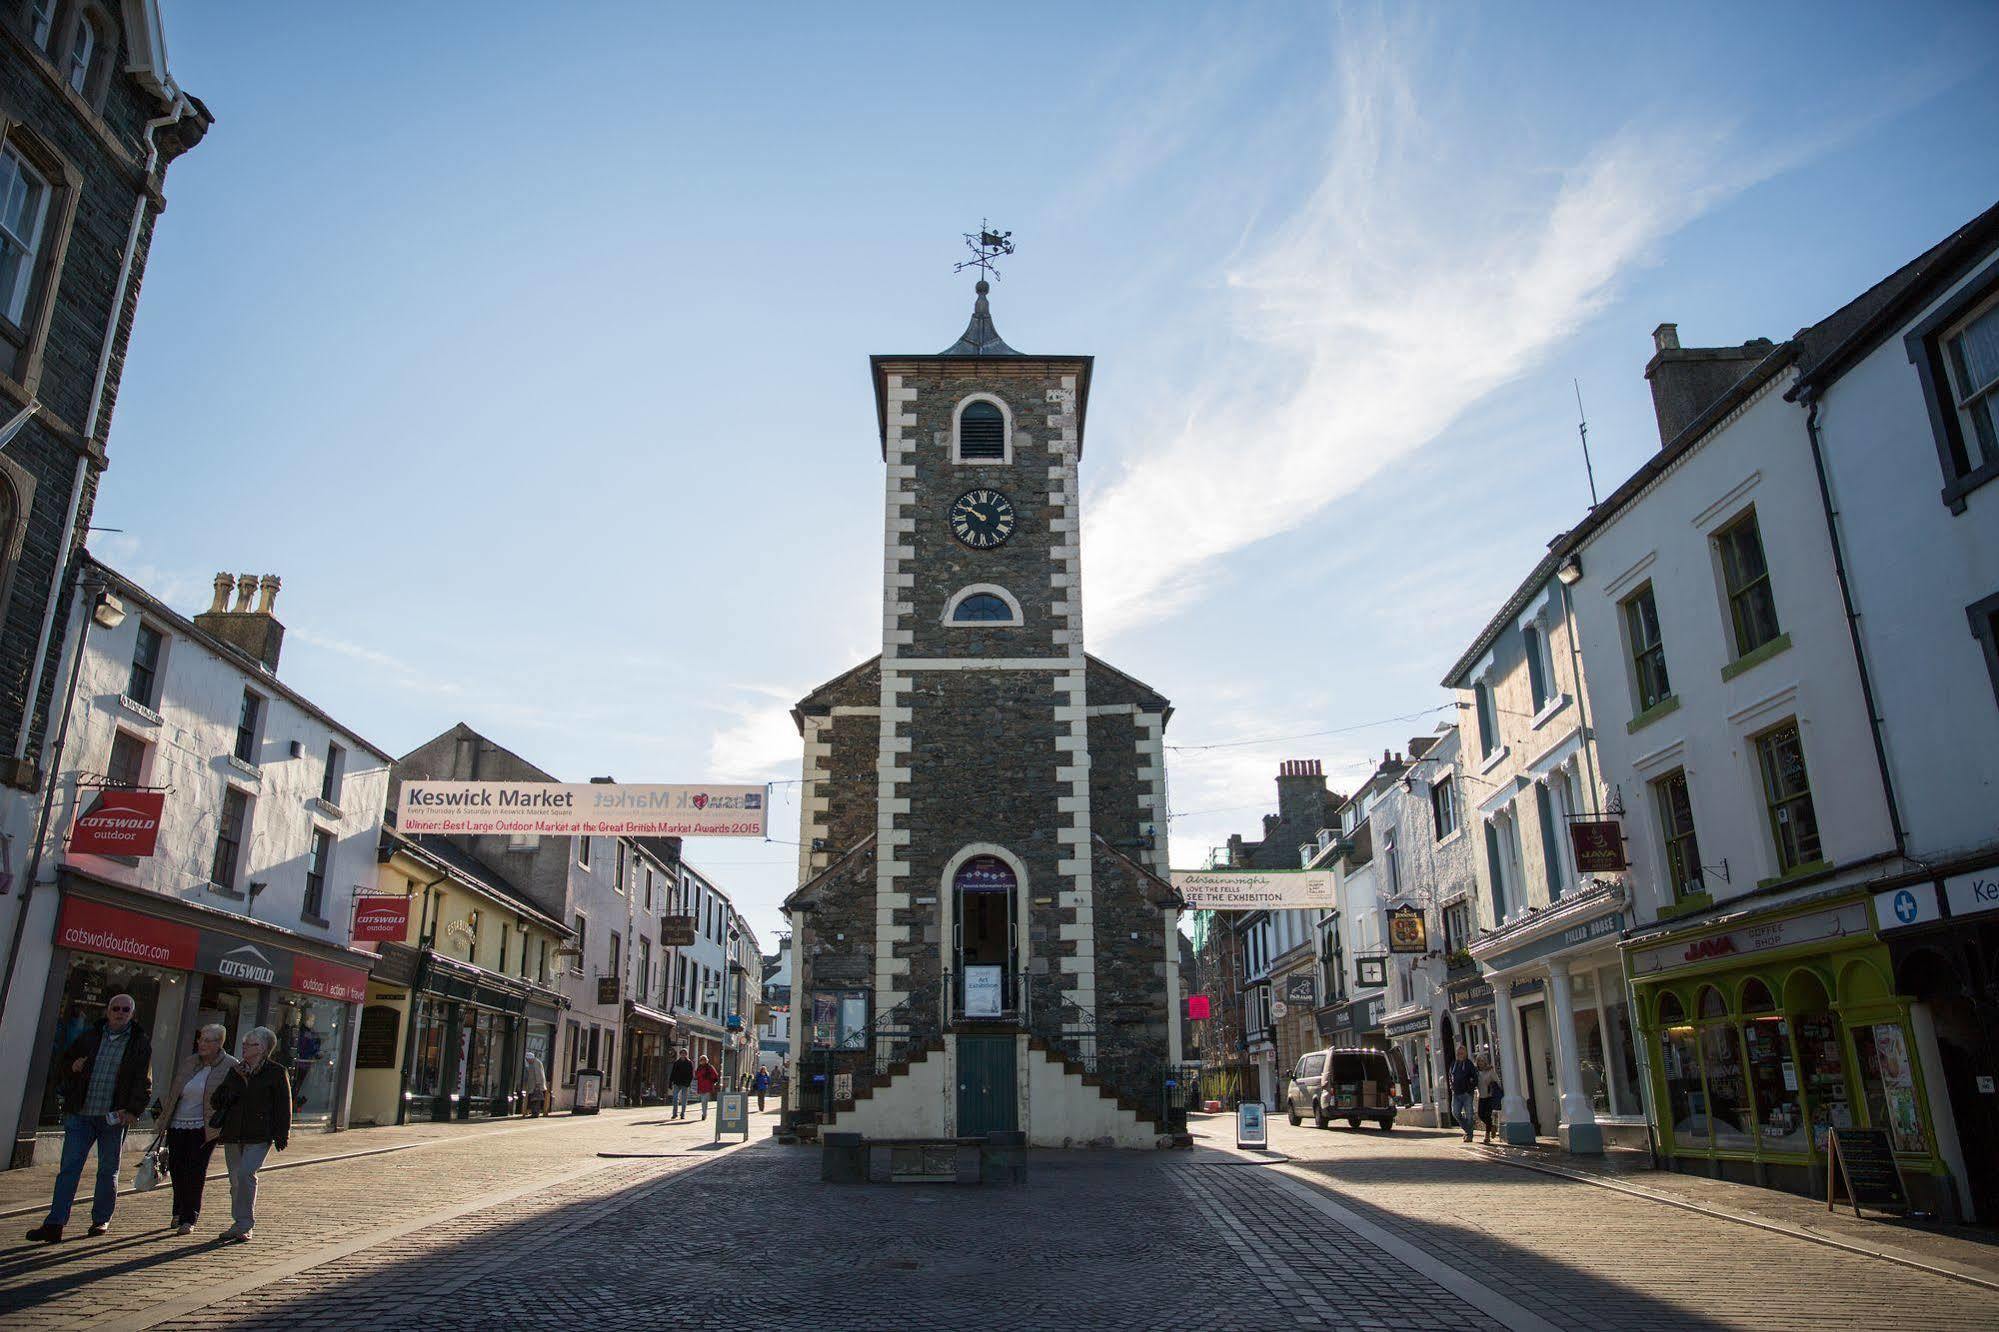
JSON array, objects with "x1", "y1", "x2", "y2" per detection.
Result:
[{"x1": 956, "y1": 399, "x2": 1006, "y2": 461}]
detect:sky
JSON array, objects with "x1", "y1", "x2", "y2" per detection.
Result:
[{"x1": 102, "y1": 2, "x2": 1999, "y2": 946}]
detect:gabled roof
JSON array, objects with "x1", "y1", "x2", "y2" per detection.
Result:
[
  {"x1": 1093, "y1": 835, "x2": 1183, "y2": 911},
  {"x1": 382, "y1": 823, "x2": 570, "y2": 934},
  {"x1": 1789, "y1": 197, "x2": 1999, "y2": 396},
  {"x1": 1440, "y1": 541, "x2": 1570, "y2": 689},
  {"x1": 793, "y1": 653, "x2": 1171, "y2": 721},
  {"x1": 782, "y1": 833, "x2": 876, "y2": 912}
]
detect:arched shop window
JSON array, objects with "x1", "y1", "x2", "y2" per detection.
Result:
[
  {"x1": 1739, "y1": 978, "x2": 1776, "y2": 1014},
  {"x1": 1696, "y1": 985, "x2": 1728, "y2": 1020},
  {"x1": 1655, "y1": 991, "x2": 1685, "y2": 1023}
]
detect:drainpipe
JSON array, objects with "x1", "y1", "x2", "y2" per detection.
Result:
[
  {"x1": 11, "y1": 97, "x2": 190, "y2": 772},
  {"x1": 1799, "y1": 394, "x2": 1908, "y2": 859}
]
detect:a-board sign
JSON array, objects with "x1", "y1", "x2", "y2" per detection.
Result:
[
  {"x1": 715, "y1": 1091, "x2": 750, "y2": 1142},
  {"x1": 1236, "y1": 1100, "x2": 1267, "y2": 1150},
  {"x1": 1826, "y1": 1128, "x2": 1908, "y2": 1216}
]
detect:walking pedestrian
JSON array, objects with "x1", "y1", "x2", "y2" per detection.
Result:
[
  {"x1": 1477, "y1": 1059, "x2": 1503, "y2": 1145},
  {"x1": 694, "y1": 1055, "x2": 720, "y2": 1120},
  {"x1": 160, "y1": 1024, "x2": 237, "y2": 1235},
  {"x1": 523, "y1": 1050, "x2": 549, "y2": 1117},
  {"x1": 206, "y1": 1027, "x2": 290, "y2": 1243},
  {"x1": 1447, "y1": 1044, "x2": 1479, "y2": 1144},
  {"x1": 753, "y1": 1064, "x2": 771, "y2": 1112},
  {"x1": 25, "y1": 993, "x2": 152, "y2": 1242},
  {"x1": 669, "y1": 1047, "x2": 694, "y2": 1119}
]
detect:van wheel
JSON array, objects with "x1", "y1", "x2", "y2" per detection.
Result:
[
  {"x1": 1314, "y1": 1109, "x2": 1329, "y2": 1129},
  {"x1": 1347, "y1": 1117, "x2": 1361, "y2": 1129},
  {"x1": 1288, "y1": 1108, "x2": 1300, "y2": 1126},
  {"x1": 1378, "y1": 1116, "x2": 1395, "y2": 1131}
]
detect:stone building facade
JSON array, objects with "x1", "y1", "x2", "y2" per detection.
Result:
[{"x1": 783, "y1": 284, "x2": 1182, "y2": 1147}]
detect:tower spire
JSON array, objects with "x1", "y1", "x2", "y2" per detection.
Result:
[{"x1": 939, "y1": 279, "x2": 1019, "y2": 357}]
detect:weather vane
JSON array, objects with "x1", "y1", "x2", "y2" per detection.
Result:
[{"x1": 954, "y1": 220, "x2": 1014, "y2": 282}]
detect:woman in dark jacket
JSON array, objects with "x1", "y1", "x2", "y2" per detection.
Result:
[{"x1": 205, "y1": 1026, "x2": 290, "y2": 1243}]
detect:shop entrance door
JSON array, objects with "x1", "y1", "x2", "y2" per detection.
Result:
[
  {"x1": 955, "y1": 1034, "x2": 1017, "y2": 1136},
  {"x1": 1521, "y1": 1003, "x2": 1560, "y2": 1136}
]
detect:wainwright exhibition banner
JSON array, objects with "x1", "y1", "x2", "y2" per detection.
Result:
[
  {"x1": 1170, "y1": 869, "x2": 1338, "y2": 911},
  {"x1": 397, "y1": 782, "x2": 767, "y2": 837}
]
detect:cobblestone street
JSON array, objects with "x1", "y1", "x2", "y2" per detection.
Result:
[{"x1": 2, "y1": 1107, "x2": 1995, "y2": 1328}]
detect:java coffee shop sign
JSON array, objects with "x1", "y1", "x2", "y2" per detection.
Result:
[
  {"x1": 1171, "y1": 870, "x2": 1338, "y2": 911},
  {"x1": 397, "y1": 782, "x2": 767, "y2": 838}
]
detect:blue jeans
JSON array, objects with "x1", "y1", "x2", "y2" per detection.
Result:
[
  {"x1": 1451, "y1": 1093, "x2": 1477, "y2": 1137},
  {"x1": 671, "y1": 1085, "x2": 691, "y2": 1116},
  {"x1": 47, "y1": 1113, "x2": 126, "y2": 1228}
]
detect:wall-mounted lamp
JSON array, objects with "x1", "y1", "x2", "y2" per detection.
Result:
[{"x1": 1556, "y1": 554, "x2": 1584, "y2": 587}]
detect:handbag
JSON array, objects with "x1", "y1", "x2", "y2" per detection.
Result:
[{"x1": 132, "y1": 1130, "x2": 168, "y2": 1192}]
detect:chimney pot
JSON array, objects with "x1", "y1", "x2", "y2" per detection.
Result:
[
  {"x1": 233, "y1": 573, "x2": 257, "y2": 612},
  {"x1": 256, "y1": 574, "x2": 281, "y2": 615},
  {"x1": 1653, "y1": 323, "x2": 1680, "y2": 353},
  {"x1": 208, "y1": 573, "x2": 232, "y2": 614}
]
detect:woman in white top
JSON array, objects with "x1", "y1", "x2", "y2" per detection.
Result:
[{"x1": 157, "y1": 1024, "x2": 236, "y2": 1236}]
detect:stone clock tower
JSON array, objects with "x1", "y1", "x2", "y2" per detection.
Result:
[{"x1": 783, "y1": 280, "x2": 1184, "y2": 1148}]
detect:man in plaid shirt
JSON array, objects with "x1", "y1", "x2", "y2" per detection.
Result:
[{"x1": 25, "y1": 994, "x2": 153, "y2": 1243}]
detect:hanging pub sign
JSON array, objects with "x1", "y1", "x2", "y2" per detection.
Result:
[
  {"x1": 1356, "y1": 956, "x2": 1388, "y2": 988},
  {"x1": 1282, "y1": 972, "x2": 1317, "y2": 1006},
  {"x1": 659, "y1": 915, "x2": 698, "y2": 947},
  {"x1": 397, "y1": 782, "x2": 767, "y2": 838},
  {"x1": 1568, "y1": 819, "x2": 1627, "y2": 873},
  {"x1": 1388, "y1": 905, "x2": 1428, "y2": 953},
  {"x1": 597, "y1": 975, "x2": 621, "y2": 1005},
  {"x1": 67, "y1": 788, "x2": 166, "y2": 857},
  {"x1": 1170, "y1": 869, "x2": 1337, "y2": 911}
]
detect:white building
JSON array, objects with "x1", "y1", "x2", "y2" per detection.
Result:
[
  {"x1": 669, "y1": 860, "x2": 759, "y2": 1079},
  {"x1": 0, "y1": 564, "x2": 391, "y2": 1162},
  {"x1": 1444, "y1": 546, "x2": 1631, "y2": 1154},
  {"x1": 1784, "y1": 201, "x2": 1999, "y2": 1221},
  {"x1": 1562, "y1": 228, "x2": 1979, "y2": 1213},
  {"x1": 757, "y1": 936, "x2": 792, "y2": 1071}
]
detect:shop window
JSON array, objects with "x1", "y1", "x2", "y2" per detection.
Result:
[
  {"x1": 41, "y1": 954, "x2": 176, "y2": 1128},
  {"x1": 1698, "y1": 1024, "x2": 1755, "y2": 1152},
  {"x1": 1659, "y1": 1022, "x2": 1705, "y2": 1149},
  {"x1": 1792, "y1": 1009, "x2": 1851, "y2": 1147},
  {"x1": 1754, "y1": 722, "x2": 1822, "y2": 875},
  {"x1": 411, "y1": 1000, "x2": 447, "y2": 1101},
  {"x1": 1741, "y1": 1014, "x2": 1808, "y2": 1155},
  {"x1": 1853, "y1": 1023, "x2": 1929, "y2": 1156},
  {"x1": 1696, "y1": 985, "x2": 1727, "y2": 1020},
  {"x1": 1739, "y1": 978, "x2": 1775, "y2": 1013},
  {"x1": 564, "y1": 1019, "x2": 582, "y2": 1086},
  {"x1": 273, "y1": 989, "x2": 343, "y2": 1121}
]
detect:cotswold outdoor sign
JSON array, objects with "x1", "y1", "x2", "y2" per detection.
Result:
[
  {"x1": 396, "y1": 782, "x2": 767, "y2": 837},
  {"x1": 67, "y1": 788, "x2": 166, "y2": 857},
  {"x1": 1170, "y1": 870, "x2": 1336, "y2": 911}
]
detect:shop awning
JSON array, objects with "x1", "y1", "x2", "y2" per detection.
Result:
[{"x1": 624, "y1": 1000, "x2": 676, "y2": 1032}]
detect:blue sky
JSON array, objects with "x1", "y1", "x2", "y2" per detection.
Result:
[{"x1": 103, "y1": 2, "x2": 1998, "y2": 944}]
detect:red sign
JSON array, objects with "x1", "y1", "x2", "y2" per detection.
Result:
[
  {"x1": 291, "y1": 954, "x2": 369, "y2": 1004},
  {"x1": 67, "y1": 789, "x2": 166, "y2": 857},
  {"x1": 55, "y1": 897, "x2": 197, "y2": 970},
  {"x1": 1568, "y1": 819, "x2": 1628, "y2": 873},
  {"x1": 1684, "y1": 936, "x2": 1737, "y2": 963},
  {"x1": 351, "y1": 896, "x2": 411, "y2": 942},
  {"x1": 1187, "y1": 994, "x2": 1212, "y2": 1021}
]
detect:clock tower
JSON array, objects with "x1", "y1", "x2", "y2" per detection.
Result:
[{"x1": 784, "y1": 276, "x2": 1183, "y2": 1148}]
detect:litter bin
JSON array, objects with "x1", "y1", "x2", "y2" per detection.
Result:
[{"x1": 573, "y1": 1067, "x2": 604, "y2": 1115}]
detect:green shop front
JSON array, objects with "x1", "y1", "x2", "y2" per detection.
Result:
[{"x1": 1625, "y1": 889, "x2": 1956, "y2": 1216}]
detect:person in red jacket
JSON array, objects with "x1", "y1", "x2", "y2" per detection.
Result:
[{"x1": 694, "y1": 1056, "x2": 720, "y2": 1120}]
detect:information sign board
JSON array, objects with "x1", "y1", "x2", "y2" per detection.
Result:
[
  {"x1": 715, "y1": 1091, "x2": 750, "y2": 1142},
  {"x1": 1826, "y1": 1128, "x2": 1908, "y2": 1216},
  {"x1": 1235, "y1": 1100, "x2": 1267, "y2": 1150}
]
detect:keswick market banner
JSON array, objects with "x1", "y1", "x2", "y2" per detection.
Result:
[
  {"x1": 1170, "y1": 869, "x2": 1338, "y2": 911},
  {"x1": 396, "y1": 783, "x2": 767, "y2": 837}
]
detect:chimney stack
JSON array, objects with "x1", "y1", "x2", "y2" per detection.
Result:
[
  {"x1": 1644, "y1": 324, "x2": 1777, "y2": 449},
  {"x1": 194, "y1": 570, "x2": 287, "y2": 672}
]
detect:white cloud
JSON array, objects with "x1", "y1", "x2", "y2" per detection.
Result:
[
  {"x1": 1084, "y1": 16, "x2": 1751, "y2": 639},
  {"x1": 706, "y1": 684, "x2": 804, "y2": 783}
]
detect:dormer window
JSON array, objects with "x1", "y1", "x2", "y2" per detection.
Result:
[{"x1": 955, "y1": 397, "x2": 1007, "y2": 462}]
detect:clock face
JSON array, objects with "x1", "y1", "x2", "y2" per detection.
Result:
[{"x1": 949, "y1": 488, "x2": 1017, "y2": 549}]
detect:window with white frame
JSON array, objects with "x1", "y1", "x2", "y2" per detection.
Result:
[
  {"x1": 28, "y1": 0, "x2": 56, "y2": 49},
  {"x1": 1474, "y1": 682, "x2": 1497, "y2": 757},
  {"x1": 1936, "y1": 291, "x2": 1999, "y2": 483},
  {"x1": 0, "y1": 141, "x2": 51, "y2": 327},
  {"x1": 1431, "y1": 777, "x2": 1457, "y2": 839},
  {"x1": 1523, "y1": 623, "x2": 1553, "y2": 712}
]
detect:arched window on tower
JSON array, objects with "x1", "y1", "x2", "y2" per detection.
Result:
[
  {"x1": 943, "y1": 585, "x2": 1022, "y2": 626},
  {"x1": 956, "y1": 398, "x2": 1006, "y2": 461}
]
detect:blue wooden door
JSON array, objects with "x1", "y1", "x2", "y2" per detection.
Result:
[{"x1": 955, "y1": 1034, "x2": 1018, "y2": 1136}]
